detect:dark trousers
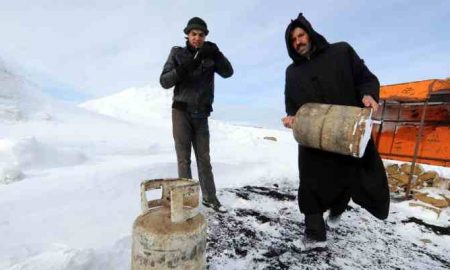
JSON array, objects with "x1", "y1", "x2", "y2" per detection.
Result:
[
  {"x1": 301, "y1": 190, "x2": 350, "y2": 241},
  {"x1": 172, "y1": 109, "x2": 217, "y2": 202}
]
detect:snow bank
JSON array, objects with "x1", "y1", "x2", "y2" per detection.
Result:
[
  {"x1": 0, "y1": 163, "x2": 22, "y2": 184},
  {"x1": 4, "y1": 237, "x2": 130, "y2": 270},
  {"x1": 0, "y1": 137, "x2": 86, "y2": 184},
  {"x1": 11, "y1": 137, "x2": 87, "y2": 169}
]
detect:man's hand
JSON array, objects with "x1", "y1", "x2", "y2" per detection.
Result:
[
  {"x1": 362, "y1": 95, "x2": 379, "y2": 112},
  {"x1": 199, "y1": 41, "x2": 221, "y2": 60},
  {"x1": 282, "y1": 116, "x2": 295, "y2": 129}
]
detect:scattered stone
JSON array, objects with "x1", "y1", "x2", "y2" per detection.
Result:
[
  {"x1": 388, "y1": 182, "x2": 400, "y2": 193},
  {"x1": 433, "y1": 177, "x2": 450, "y2": 189},
  {"x1": 413, "y1": 192, "x2": 449, "y2": 208},
  {"x1": 418, "y1": 171, "x2": 438, "y2": 185},
  {"x1": 263, "y1": 136, "x2": 277, "y2": 142},
  {"x1": 419, "y1": 239, "x2": 432, "y2": 245},
  {"x1": 443, "y1": 194, "x2": 450, "y2": 205},
  {"x1": 385, "y1": 163, "x2": 450, "y2": 210},
  {"x1": 409, "y1": 202, "x2": 442, "y2": 216},
  {"x1": 400, "y1": 163, "x2": 424, "y2": 176},
  {"x1": 386, "y1": 164, "x2": 400, "y2": 176},
  {"x1": 390, "y1": 173, "x2": 411, "y2": 186}
]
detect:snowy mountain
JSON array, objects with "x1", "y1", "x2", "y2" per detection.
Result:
[
  {"x1": 79, "y1": 86, "x2": 173, "y2": 126},
  {"x1": 0, "y1": 59, "x2": 52, "y2": 121}
]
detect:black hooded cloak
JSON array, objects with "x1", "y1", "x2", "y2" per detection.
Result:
[{"x1": 284, "y1": 13, "x2": 389, "y2": 219}]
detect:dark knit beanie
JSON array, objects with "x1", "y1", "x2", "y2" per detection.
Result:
[{"x1": 183, "y1": 17, "x2": 209, "y2": 36}]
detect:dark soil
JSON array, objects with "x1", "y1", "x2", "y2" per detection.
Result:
[{"x1": 204, "y1": 184, "x2": 450, "y2": 270}]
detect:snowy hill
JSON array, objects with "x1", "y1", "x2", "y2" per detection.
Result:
[
  {"x1": 0, "y1": 82, "x2": 299, "y2": 269},
  {"x1": 0, "y1": 59, "x2": 51, "y2": 121},
  {"x1": 0, "y1": 81, "x2": 449, "y2": 269},
  {"x1": 0, "y1": 76, "x2": 174, "y2": 185},
  {"x1": 79, "y1": 86, "x2": 173, "y2": 126},
  {"x1": 79, "y1": 85, "x2": 296, "y2": 186}
]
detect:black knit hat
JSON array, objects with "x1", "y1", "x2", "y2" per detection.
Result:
[{"x1": 183, "y1": 17, "x2": 209, "y2": 36}]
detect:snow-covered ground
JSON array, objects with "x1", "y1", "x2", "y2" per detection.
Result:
[{"x1": 1, "y1": 65, "x2": 449, "y2": 269}]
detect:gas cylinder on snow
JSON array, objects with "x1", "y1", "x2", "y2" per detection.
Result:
[{"x1": 131, "y1": 178, "x2": 207, "y2": 270}]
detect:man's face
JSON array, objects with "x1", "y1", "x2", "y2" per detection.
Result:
[
  {"x1": 187, "y1": 29, "x2": 206, "y2": 48},
  {"x1": 291, "y1": 27, "x2": 311, "y2": 56}
]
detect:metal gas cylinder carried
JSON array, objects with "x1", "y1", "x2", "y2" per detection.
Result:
[
  {"x1": 292, "y1": 103, "x2": 374, "y2": 157},
  {"x1": 131, "y1": 178, "x2": 207, "y2": 270}
]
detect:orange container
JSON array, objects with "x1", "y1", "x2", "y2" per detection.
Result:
[{"x1": 373, "y1": 79, "x2": 450, "y2": 167}]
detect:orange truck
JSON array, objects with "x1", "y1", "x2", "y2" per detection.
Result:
[{"x1": 372, "y1": 79, "x2": 450, "y2": 167}]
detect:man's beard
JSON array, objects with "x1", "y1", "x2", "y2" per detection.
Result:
[{"x1": 296, "y1": 42, "x2": 311, "y2": 56}]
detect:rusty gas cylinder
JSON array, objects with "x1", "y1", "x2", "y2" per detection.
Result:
[
  {"x1": 131, "y1": 178, "x2": 207, "y2": 270},
  {"x1": 293, "y1": 103, "x2": 373, "y2": 157}
]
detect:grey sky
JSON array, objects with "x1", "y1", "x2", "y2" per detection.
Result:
[{"x1": 1, "y1": 0, "x2": 449, "y2": 126}]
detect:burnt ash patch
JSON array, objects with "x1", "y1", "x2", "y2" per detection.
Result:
[
  {"x1": 230, "y1": 185, "x2": 296, "y2": 202},
  {"x1": 235, "y1": 209, "x2": 273, "y2": 223},
  {"x1": 402, "y1": 217, "x2": 450, "y2": 235},
  {"x1": 204, "y1": 184, "x2": 450, "y2": 270}
]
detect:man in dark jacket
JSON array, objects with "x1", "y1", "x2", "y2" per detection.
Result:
[
  {"x1": 282, "y1": 13, "x2": 389, "y2": 250},
  {"x1": 160, "y1": 17, "x2": 233, "y2": 212}
]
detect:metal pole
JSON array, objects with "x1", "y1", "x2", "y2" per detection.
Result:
[
  {"x1": 389, "y1": 102, "x2": 402, "y2": 155},
  {"x1": 375, "y1": 100, "x2": 387, "y2": 148},
  {"x1": 405, "y1": 100, "x2": 428, "y2": 199}
]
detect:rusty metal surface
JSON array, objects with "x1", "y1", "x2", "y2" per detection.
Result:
[
  {"x1": 293, "y1": 103, "x2": 372, "y2": 157},
  {"x1": 132, "y1": 178, "x2": 207, "y2": 270}
]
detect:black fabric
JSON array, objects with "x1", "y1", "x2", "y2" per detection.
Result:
[
  {"x1": 172, "y1": 101, "x2": 212, "y2": 115},
  {"x1": 160, "y1": 43, "x2": 233, "y2": 113},
  {"x1": 199, "y1": 41, "x2": 222, "y2": 61},
  {"x1": 172, "y1": 100, "x2": 188, "y2": 111},
  {"x1": 329, "y1": 190, "x2": 351, "y2": 217},
  {"x1": 175, "y1": 41, "x2": 201, "y2": 79},
  {"x1": 184, "y1": 17, "x2": 209, "y2": 35},
  {"x1": 179, "y1": 57, "x2": 201, "y2": 72},
  {"x1": 305, "y1": 214, "x2": 326, "y2": 241},
  {"x1": 285, "y1": 13, "x2": 389, "y2": 220}
]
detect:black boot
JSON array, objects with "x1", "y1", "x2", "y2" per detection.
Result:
[
  {"x1": 202, "y1": 198, "x2": 227, "y2": 213},
  {"x1": 293, "y1": 213, "x2": 327, "y2": 251},
  {"x1": 305, "y1": 213, "x2": 327, "y2": 241},
  {"x1": 326, "y1": 208, "x2": 343, "y2": 229}
]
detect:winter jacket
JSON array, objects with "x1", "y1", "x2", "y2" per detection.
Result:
[
  {"x1": 284, "y1": 13, "x2": 389, "y2": 219},
  {"x1": 160, "y1": 42, "x2": 233, "y2": 113}
]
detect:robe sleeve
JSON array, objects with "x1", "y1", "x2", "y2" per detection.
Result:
[{"x1": 348, "y1": 43, "x2": 380, "y2": 102}]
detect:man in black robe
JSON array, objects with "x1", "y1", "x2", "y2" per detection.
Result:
[{"x1": 282, "y1": 13, "x2": 390, "y2": 250}]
